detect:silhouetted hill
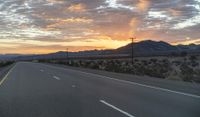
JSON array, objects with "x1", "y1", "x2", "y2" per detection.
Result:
[
  {"x1": 177, "y1": 44, "x2": 200, "y2": 51},
  {"x1": 0, "y1": 54, "x2": 22, "y2": 60},
  {"x1": 113, "y1": 40, "x2": 179, "y2": 56},
  {"x1": 1, "y1": 40, "x2": 200, "y2": 61}
]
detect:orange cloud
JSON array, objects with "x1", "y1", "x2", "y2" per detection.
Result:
[
  {"x1": 46, "y1": 0, "x2": 64, "y2": 4},
  {"x1": 172, "y1": 39, "x2": 200, "y2": 45},
  {"x1": 67, "y1": 3, "x2": 86, "y2": 12},
  {"x1": 129, "y1": 18, "x2": 141, "y2": 36},
  {"x1": 169, "y1": 9, "x2": 182, "y2": 17},
  {"x1": 136, "y1": 0, "x2": 150, "y2": 12},
  {"x1": 48, "y1": 17, "x2": 93, "y2": 23},
  {"x1": 46, "y1": 17, "x2": 93, "y2": 29},
  {"x1": 128, "y1": 17, "x2": 167, "y2": 42}
]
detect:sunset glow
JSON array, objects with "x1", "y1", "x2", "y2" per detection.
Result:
[{"x1": 0, "y1": 0, "x2": 200, "y2": 54}]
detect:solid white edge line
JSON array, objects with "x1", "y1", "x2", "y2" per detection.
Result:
[
  {"x1": 77, "y1": 71, "x2": 200, "y2": 99},
  {"x1": 100, "y1": 100, "x2": 135, "y2": 117},
  {"x1": 43, "y1": 64, "x2": 200, "y2": 99},
  {"x1": 0, "y1": 64, "x2": 16, "y2": 86}
]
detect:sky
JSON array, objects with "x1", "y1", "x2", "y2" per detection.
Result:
[{"x1": 0, "y1": 0, "x2": 200, "y2": 54}]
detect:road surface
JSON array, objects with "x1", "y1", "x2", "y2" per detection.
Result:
[{"x1": 0, "y1": 62, "x2": 199, "y2": 117}]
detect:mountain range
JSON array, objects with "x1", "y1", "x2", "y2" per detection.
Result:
[
  {"x1": 114, "y1": 40, "x2": 200, "y2": 56},
  {"x1": 1, "y1": 40, "x2": 200, "y2": 61}
]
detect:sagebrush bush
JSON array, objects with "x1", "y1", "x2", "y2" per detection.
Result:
[
  {"x1": 180, "y1": 64, "x2": 194, "y2": 82},
  {"x1": 0, "y1": 61, "x2": 14, "y2": 67}
]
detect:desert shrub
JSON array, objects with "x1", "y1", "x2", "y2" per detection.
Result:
[
  {"x1": 170, "y1": 52, "x2": 178, "y2": 56},
  {"x1": 68, "y1": 60, "x2": 76, "y2": 66},
  {"x1": 104, "y1": 60, "x2": 121, "y2": 72},
  {"x1": 141, "y1": 60, "x2": 148, "y2": 66},
  {"x1": 84, "y1": 61, "x2": 92, "y2": 68},
  {"x1": 172, "y1": 60, "x2": 182, "y2": 66},
  {"x1": 189, "y1": 55, "x2": 197, "y2": 61},
  {"x1": 69, "y1": 60, "x2": 77, "y2": 66},
  {"x1": 40, "y1": 57, "x2": 199, "y2": 83},
  {"x1": 38, "y1": 59, "x2": 51, "y2": 63},
  {"x1": 150, "y1": 58, "x2": 158, "y2": 63},
  {"x1": 0, "y1": 61, "x2": 14, "y2": 67},
  {"x1": 193, "y1": 69, "x2": 200, "y2": 83},
  {"x1": 143, "y1": 63, "x2": 170, "y2": 78},
  {"x1": 180, "y1": 64, "x2": 194, "y2": 82},
  {"x1": 105, "y1": 63, "x2": 115, "y2": 71},
  {"x1": 132, "y1": 63, "x2": 146, "y2": 75},
  {"x1": 134, "y1": 59, "x2": 139, "y2": 62},
  {"x1": 188, "y1": 55, "x2": 199, "y2": 67},
  {"x1": 88, "y1": 62, "x2": 99, "y2": 69},
  {"x1": 134, "y1": 59, "x2": 171, "y2": 78},
  {"x1": 191, "y1": 61, "x2": 199, "y2": 67},
  {"x1": 166, "y1": 70, "x2": 182, "y2": 81},
  {"x1": 161, "y1": 59, "x2": 169, "y2": 64},
  {"x1": 180, "y1": 51, "x2": 187, "y2": 57},
  {"x1": 123, "y1": 66, "x2": 134, "y2": 73},
  {"x1": 57, "y1": 61, "x2": 66, "y2": 65}
]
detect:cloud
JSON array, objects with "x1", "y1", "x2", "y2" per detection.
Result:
[
  {"x1": 46, "y1": 17, "x2": 93, "y2": 29},
  {"x1": 46, "y1": 0, "x2": 65, "y2": 5},
  {"x1": 136, "y1": 0, "x2": 150, "y2": 12},
  {"x1": 0, "y1": 0, "x2": 200, "y2": 54},
  {"x1": 172, "y1": 0, "x2": 200, "y2": 29},
  {"x1": 48, "y1": 17, "x2": 93, "y2": 24},
  {"x1": 97, "y1": 0, "x2": 135, "y2": 11},
  {"x1": 67, "y1": 3, "x2": 86, "y2": 12},
  {"x1": 172, "y1": 38, "x2": 200, "y2": 45},
  {"x1": 129, "y1": 18, "x2": 141, "y2": 36}
]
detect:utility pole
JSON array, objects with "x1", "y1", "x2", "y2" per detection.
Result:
[
  {"x1": 66, "y1": 48, "x2": 69, "y2": 60},
  {"x1": 130, "y1": 37, "x2": 136, "y2": 65}
]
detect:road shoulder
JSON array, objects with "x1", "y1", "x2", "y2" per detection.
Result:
[{"x1": 43, "y1": 63, "x2": 200, "y2": 96}]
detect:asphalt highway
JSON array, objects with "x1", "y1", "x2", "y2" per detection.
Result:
[{"x1": 0, "y1": 62, "x2": 199, "y2": 117}]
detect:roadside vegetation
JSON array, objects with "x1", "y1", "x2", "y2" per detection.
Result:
[
  {"x1": 38, "y1": 55, "x2": 200, "y2": 83},
  {"x1": 0, "y1": 61, "x2": 14, "y2": 68}
]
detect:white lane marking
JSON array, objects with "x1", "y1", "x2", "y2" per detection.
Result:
[
  {"x1": 72, "y1": 85, "x2": 76, "y2": 88},
  {"x1": 100, "y1": 100, "x2": 135, "y2": 117},
  {"x1": 43, "y1": 64, "x2": 200, "y2": 99},
  {"x1": 53, "y1": 76, "x2": 60, "y2": 80},
  {"x1": 0, "y1": 64, "x2": 16, "y2": 86},
  {"x1": 40, "y1": 69, "x2": 44, "y2": 72}
]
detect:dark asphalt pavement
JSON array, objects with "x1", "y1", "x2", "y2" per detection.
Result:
[{"x1": 0, "y1": 62, "x2": 199, "y2": 117}]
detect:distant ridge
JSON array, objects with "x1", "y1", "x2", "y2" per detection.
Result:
[
  {"x1": 1, "y1": 40, "x2": 200, "y2": 61},
  {"x1": 113, "y1": 40, "x2": 179, "y2": 56}
]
